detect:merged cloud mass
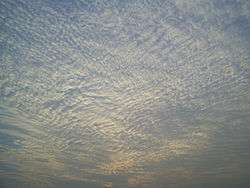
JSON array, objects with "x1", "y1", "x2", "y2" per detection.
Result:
[{"x1": 0, "y1": 0, "x2": 250, "y2": 188}]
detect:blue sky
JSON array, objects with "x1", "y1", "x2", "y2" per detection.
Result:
[{"x1": 0, "y1": 0, "x2": 250, "y2": 187}]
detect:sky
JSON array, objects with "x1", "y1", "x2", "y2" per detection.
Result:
[{"x1": 0, "y1": 0, "x2": 250, "y2": 188}]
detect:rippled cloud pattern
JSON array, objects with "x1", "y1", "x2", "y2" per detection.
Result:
[{"x1": 0, "y1": 0, "x2": 250, "y2": 188}]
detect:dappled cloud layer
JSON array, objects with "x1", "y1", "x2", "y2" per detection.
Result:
[{"x1": 0, "y1": 0, "x2": 250, "y2": 188}]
